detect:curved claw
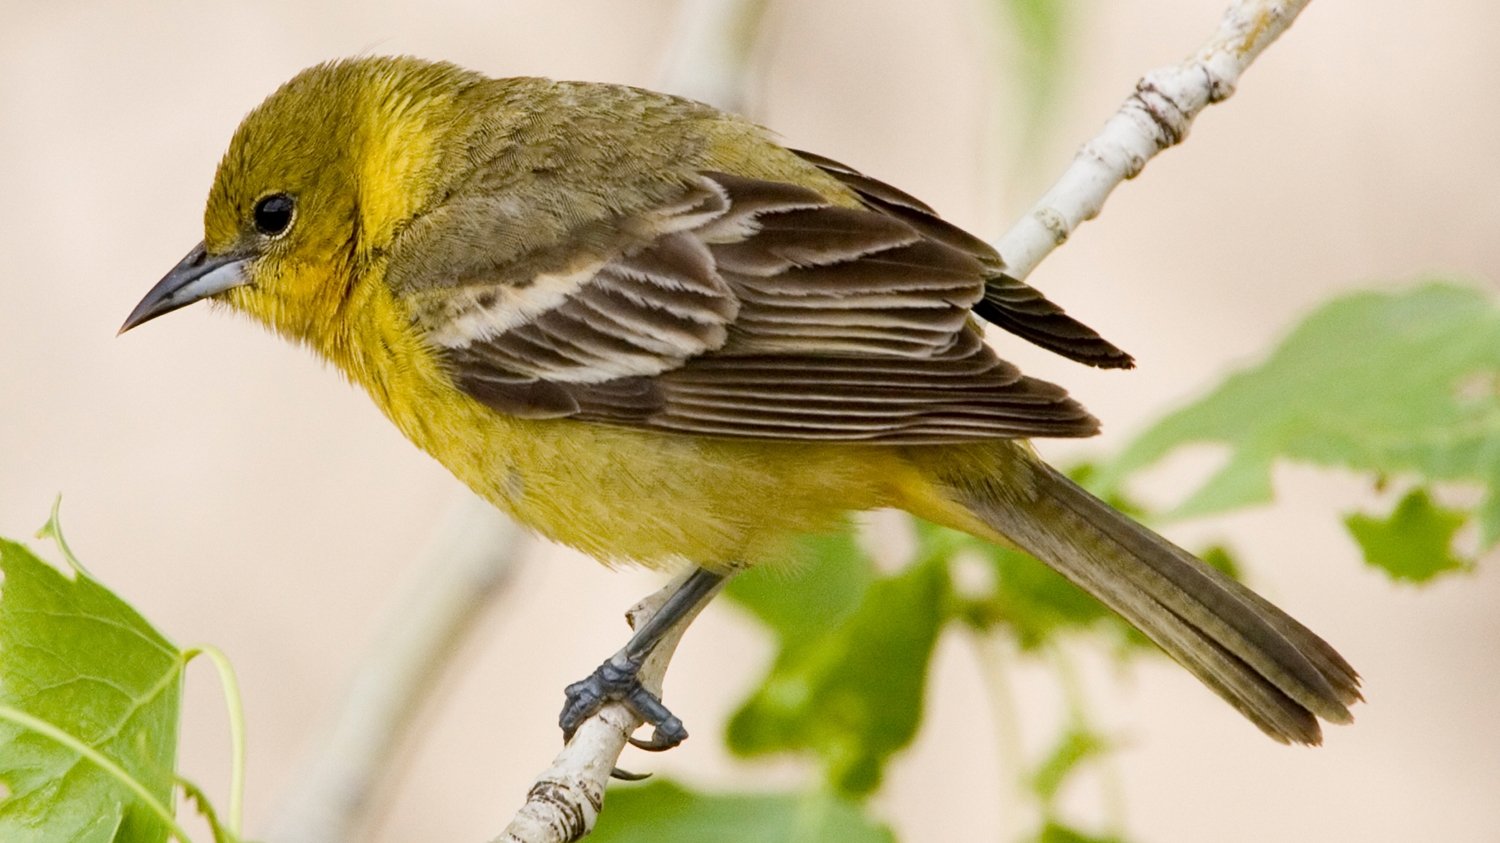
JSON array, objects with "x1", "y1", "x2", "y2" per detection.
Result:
[
  {"x1": 559, "y1": 658, "x2": 690, "y2": 754},
  {"x1": 628, "y1": 729, "x2": 684, "y2": 752},
  {"x1": 624, "y1": 685, "x2": 687, "y2": 750},
  {"x1": 610, "y1": 767, "x2": 652, "y2": 782}
]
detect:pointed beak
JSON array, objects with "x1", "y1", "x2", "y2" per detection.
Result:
[{"x1": 120, "y1": 242, "x2": 251, "y2": 334}]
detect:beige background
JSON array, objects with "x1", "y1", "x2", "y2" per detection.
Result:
[{"x1": 2, "y1": 1, "x2": 1498, "y2": 841}]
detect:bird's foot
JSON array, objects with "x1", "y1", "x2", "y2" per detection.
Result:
[{"x1": 559, "y1": 652, "x2": 689, "y2": 753}]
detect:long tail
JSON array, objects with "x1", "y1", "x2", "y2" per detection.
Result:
[{"x1": 908, "y1": 443, "x2": 1361, "y2": 744}]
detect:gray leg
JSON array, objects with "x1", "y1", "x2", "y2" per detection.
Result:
[{"x1": 558, "y1": 567, "x2": 727, "y2": 765}]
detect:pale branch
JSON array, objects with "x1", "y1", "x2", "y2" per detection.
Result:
[
  {"x1": 993, "y1": 0, "x2": 1314, "y2": 281},
  {"x1": 263, "y1": 494, "x2": 529, "y2": 843},
  {"x1": 492, "y1": 569, "x2": 729, "y2": 843}
]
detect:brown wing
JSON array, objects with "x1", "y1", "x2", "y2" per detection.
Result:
[
  {"x1": 789, "y1": 149, "x2": 1136, "y2": 370},
  {"x1": 437, "y1": 171, "x2": 1102, "y2": 444}
]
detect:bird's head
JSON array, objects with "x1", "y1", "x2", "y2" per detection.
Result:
[{"x1": 122, "y1": 56, "x2": 482, "y2": 352}]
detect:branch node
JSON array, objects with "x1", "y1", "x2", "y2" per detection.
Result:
[
  {"x1": 510, "y1": 779, "x2": 601, "y2": 843},
  {"x1": 1036, "y1": 207, "x2": 1071, "y2": 245},
  {"x1": 992, "y1": 0, "x2": 1313, "y2": 281},
  {"x1": 1131, "y1": 74, "x2": 1193, "y2": 149}
]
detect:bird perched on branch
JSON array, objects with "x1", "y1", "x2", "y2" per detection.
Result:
[{"x1": 123, "y1": 56, "x2": 1359, "y2": 761}]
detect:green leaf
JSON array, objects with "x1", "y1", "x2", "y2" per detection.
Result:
[
  {"x1": 727, "y1": 529, "x2": 949, "y2": 798},
  {"x1": 990, "y1": 0, "x2": 1073, "y2": 158},
  {"x1": 1031, "y1": 823, "x2": 1129, "y2": 843},
  {"x1": 1197, "y1": 544, "x2": 1242, "y2": 580},
  {"x1": 591, "y1": 779, "x2": 895, "y2": 843},
  {"x1": 1344, "y1": 487, "x2": 1470, "y2": 582},
  {"x1": 725, "y1": 527, "x2": 876, "y2": 647},
  {"x1": 922, "y1": 520, "x2": 1143, "y2": 652},
  {"x1": 0, "y1": 533, "x2": 184, "y2": 843},
  {"x1": 179, "y1": 778, "x2": 237, "y2": 843},
  {"x1": 1029, "y1": 725, "x2": 1109, "y2": 805},
  {"x1": 1100, "y1": 283, "x2": 1500, "y2": 560}
]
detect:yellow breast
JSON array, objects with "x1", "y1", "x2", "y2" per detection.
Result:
[{"x1": 324, "y1": 275, "x2": 912, "y2": 569}]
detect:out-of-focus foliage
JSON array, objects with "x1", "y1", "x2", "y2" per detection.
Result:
[
  {"x1": 1030, "y1": 725, "x2": 1111, "y2": 805},
  {"x1": 720, "y1": 513, "x2": 1155, "y2": 840},
  {"x1": 589, "y1": 779, "x2": 895, "y2": 843},
  {"x1": 723, "y1": 529, "x2": 875, "y2": 646},
  {"x1": 1098, "y1": 283, "x2": 1500, "y2": 582},
  {"x1": 0, "y1": 523, "x2": 183, "y2": 843},
  {"x1": 1344, "y1": 487, "x2": 1470, "y2": 581},
  {"x1": 1032, "y1": 824, "x2": 1131, "y2": 843},
  {"x1": 995, "y1": 0, "x2": 1073, "y2": 145},
  {"x1": 726, "y1": 527, "x2": 948, "y2": 796}
]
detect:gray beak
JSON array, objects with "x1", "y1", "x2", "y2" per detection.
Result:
[{"x1": 120, "y1": 242, "x2": 251, "y2": 333}]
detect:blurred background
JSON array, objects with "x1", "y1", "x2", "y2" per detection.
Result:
[{"x1": 1, "y1": 0, "x2": 1498, "y2": 841}]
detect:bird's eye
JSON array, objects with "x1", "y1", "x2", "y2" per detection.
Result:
[{"x1": 253, "y1": 193, "x2": 295, "y2": 237}]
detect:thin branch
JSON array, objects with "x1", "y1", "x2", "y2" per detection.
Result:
[
  {"x1": 970, "y1": 630, "x2": 1030, "y2": 843},
  {"x1": 264, "y1": 494, "x2": 529, "y2": 843},
  {"x1": 656, "y1": 0, "x2": 772, "y2": 116},
  {"x1": 491, "y1": 569, "x2": 727, "y2": 843},
  {"x1": 993, "y1": 0, "x2": 1314, "y2": 281}
]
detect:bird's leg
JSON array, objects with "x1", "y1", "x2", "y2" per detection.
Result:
[{"x1": 559, "y1": 566, "x2": 728, "y2": 759}]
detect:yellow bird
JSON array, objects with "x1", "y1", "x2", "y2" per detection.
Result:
[{"x1": 123, "y1": 57, "x2": 1358, "y2": 756}]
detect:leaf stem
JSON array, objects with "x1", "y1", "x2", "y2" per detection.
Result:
[
  {"x1": 972, "y1": 630, "x2": 1027, "y2": 842},
  {"x1": 185, "y1": 645, "x2": 247, "y2": 835},
  {"x1": 35, "y1": 494, "x2": 94, "y2": 579},
  {"x1": 0, "y1": 704, "x2": 195, "y2": 843},
  {"x1": 1047, "y1": 644, "x2": 1127, "y2": 834},
  {"x1": 788, "y1": 783, "x2": 834, "y2": 843}
]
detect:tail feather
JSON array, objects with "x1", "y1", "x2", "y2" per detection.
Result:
[{"x1": 920, "y1": 445, "x2": 1360, "y2": 744}]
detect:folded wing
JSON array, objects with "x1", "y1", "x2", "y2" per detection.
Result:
[{"x1": 424, "y1": 170, "x2": 1118, "y2": 443}]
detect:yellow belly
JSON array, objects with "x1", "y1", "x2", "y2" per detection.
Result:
[
  {"x1": 320, "y1": 277, "x2": 988, "y2": 569},
  {"x1": 351, "y1": 338, "x2": 914, "y2": 568},
  {"x1": 441, "y1": 406, "x2": 912, "y2": 568}
]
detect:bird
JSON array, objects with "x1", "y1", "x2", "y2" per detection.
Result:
[{"x1": 122, "y1": 56, "x2": 1359, "y2": 759}]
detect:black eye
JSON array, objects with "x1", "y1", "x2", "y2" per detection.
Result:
[{"x1": 253, "y1": 193, "x2": 295, "y2": 236}]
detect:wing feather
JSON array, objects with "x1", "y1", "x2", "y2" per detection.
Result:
[
  {"x1": 428, "y1": 171, "x2": 1113, "y2": 442},
  {"x1": 790, "y1": 149, "x2": 1136, "y2": 369}
]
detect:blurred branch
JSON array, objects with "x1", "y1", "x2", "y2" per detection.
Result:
[
  {"x1": 994, "y1": 0, "x2": 1314, "y2": 280},
  {"x1": 971, "y1": 631, "x2": 1030, "y2": 842},
  {"x1": 263, "y1": 494, "x2": 529, "y2": 843},
  {"x1": 657, "y1": 0, "x2": 772, "y2": 113}
]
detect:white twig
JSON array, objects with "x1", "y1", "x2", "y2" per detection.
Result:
[
  {"x1": 492, "y1": 569, "x2": 726, "y2": 843},
  {"x1": 264, "y1": 494, "x2": 529, "y2": 843},
  {"x1": 993, "y1": 0, "x2": 1313, "y2": 281}
]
